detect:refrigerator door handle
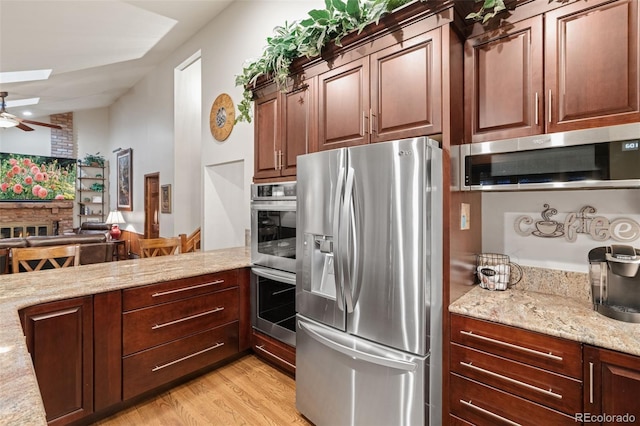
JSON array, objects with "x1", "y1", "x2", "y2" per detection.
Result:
[
  {"x1": 297, "y1": 320, "x2": 417, "y2": 372},
  {"x1": 341, "y1": 166, "x2": 355, "y2": 312},
  {"x1": 332, "y1": 166, "x2": 346, "y2": 311}
]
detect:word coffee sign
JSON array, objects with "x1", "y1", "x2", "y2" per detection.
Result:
[{"x1": 514, "y1": 204, "x2": 640, "y2": 243}]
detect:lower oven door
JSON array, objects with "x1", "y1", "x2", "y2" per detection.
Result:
[{"x1": 251, "y1": 266, "x2": 297, "y2": 347}]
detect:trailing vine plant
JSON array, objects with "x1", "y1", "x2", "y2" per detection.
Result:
[{"x1": 234, "y1": 0, "x2": 538, "y2": 123}]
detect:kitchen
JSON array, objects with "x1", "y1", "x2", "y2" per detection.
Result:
[{"x1": 1, "y1": 0, "x2": 640, "y2": 425}]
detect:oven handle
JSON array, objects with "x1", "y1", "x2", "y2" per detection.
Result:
[
  {"x1": 251, "y1": 266, "x2": 296, "y2": 285},
  {"x1": 250, "y1": 202, "x2": 296, "y2": 211}
]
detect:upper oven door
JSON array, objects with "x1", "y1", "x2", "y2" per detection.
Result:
[{"x1": 251, "y1": 200, "x2": 297, "y2": 273}]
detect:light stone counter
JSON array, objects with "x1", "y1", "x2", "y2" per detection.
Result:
[
  {"x1": 0, "y1": 247, "x2": 250, "y2": 426},
  {"x1": 450, "y1": 285, "x2": 640, "y2": 357}
]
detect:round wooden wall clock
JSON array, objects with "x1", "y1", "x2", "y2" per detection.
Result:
[{"x1": 210, "y1": 93, "x2": 235, "y2": 141}]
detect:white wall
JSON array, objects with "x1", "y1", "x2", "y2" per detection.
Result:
[
  {"x1": 174, "y1": 56, "x2": 202, "y2": 238},
  {"x1": 0, "y1": 120, "x2": 51, "y2": 155},
  {"x1": 108, "y1": 0, "x2": 323, "y2": 246},
  {"x1": 482, "y1": 189, "x2": 640, "y2": 272}
]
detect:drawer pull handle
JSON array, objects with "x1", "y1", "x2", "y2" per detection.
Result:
[
  {"x1": 460, "y1": 400, "x2": 521, "y2": 426},
  {"x1": 152, "y1": 342, "x2": 224, "y2": 372},
  {"x1": 255, "y1": 344, "x2": 295, "y2": 369},
  {"x1": 460, "y1": 330, "x2": 563, "y2": 361},
  {"x1": 460, "y1": 361, "x2": 562, "y2": 399},
  {"x1": 152, "y1": 280, "x2": 225, "y2": 297},
  {"x1": 152, "y1": 307, "x2": 224, "y2": 330},
  {"x1": 589, "y1": 361, "x2": 594, "y2": 404}
]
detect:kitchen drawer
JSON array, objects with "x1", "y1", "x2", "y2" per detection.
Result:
[
  {"x1": 451, "y1": 314, "x2": 582, "y2": 379},
  {"x1": 123, "y1": 322, "x2": 238, "y2": 400},
  {"x1": 450, "y1": 373, "x2": 576, "y2": 425},
  {"x1": 123, "y1": 270, "x2": 238, "y2": 311},
  {"x1": 252, "y1": 329, "x2": 295, "y2": 375},
  {"x1": 451, "y1": 342, "x2": 582, "y2": 415},
  {"x1": 123, "y1": 287, "x2": 239, "y2": 355}
]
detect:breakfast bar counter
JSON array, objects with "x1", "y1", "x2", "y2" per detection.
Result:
[
  {"x1": 0, "y1": 247, "x2": 250, "y2": 425},
  {"x1": 449, "y1": 285, "x2": 640, "y2": 357}
]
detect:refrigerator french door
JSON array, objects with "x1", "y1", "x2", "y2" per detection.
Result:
[{"x1": 296, "y1": 137, "x2": 443, "y2": 426}]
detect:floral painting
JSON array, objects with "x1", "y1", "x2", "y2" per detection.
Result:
[
  {"x1": 0, "y1": 154, "x2": 76, "y2": 200},
  {"x1": 117, "y1": 148, "x2": 132, "y2": 211}
]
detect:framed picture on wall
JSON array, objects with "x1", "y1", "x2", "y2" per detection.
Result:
[
  {"x1": 117, "y1": 148, "x2": 133, "y2": 211},
  {"x1": 161, "y1": 184, "x2": 171, "y2": 213}
]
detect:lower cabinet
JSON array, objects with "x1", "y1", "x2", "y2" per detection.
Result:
[
  {"x1": 20, "y1": 268, "x2": 251, "y2": 425},
  {"x1": 20, "y1": 296, "x2": 94, "y2": 426},
  {"x1": 583, "y1": 345, "x2": 640, "y2": 425},
  {"x1": 450, "y1": 314, "x2": 582, "y2": 425},
  {"x1": 252, "y1": 329, "x2": 296, "y2": 375}
]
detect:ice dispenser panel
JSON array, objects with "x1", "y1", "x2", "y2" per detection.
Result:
[{"x1": 302, "y1": 233, "x2": 336, "y2": 299}]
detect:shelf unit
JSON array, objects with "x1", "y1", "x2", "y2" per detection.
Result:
[{"x1": 77, "y1": 163, "x2": 108, "y2": 224}]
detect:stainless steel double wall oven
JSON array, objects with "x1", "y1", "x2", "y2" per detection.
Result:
[{"x1": 250, "y1": 182, "x2": 297, "y2": 347}]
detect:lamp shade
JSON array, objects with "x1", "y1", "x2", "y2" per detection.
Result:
[{"x1": 106, "y1": 210, "x2": 125, "y2": 225}]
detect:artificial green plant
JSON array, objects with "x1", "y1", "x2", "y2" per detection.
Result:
[{"x1": 234, "y1": 0, "x2": 553, "y2": 123}]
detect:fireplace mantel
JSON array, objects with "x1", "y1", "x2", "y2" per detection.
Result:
[{"x1": 0, "y1": 201, "x2": 73, "y2": 210}]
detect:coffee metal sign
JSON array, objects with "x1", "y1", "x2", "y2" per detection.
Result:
[{"x1": 514, "y1": 205, "x2": 640, "y2": 243}]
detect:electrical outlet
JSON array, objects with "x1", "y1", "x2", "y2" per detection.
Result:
[{"x1": 461, "y1": 203, "x2": 470, "y2": 230}]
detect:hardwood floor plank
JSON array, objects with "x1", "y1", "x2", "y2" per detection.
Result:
[{"x1": 93, "y1": 355, "x2": 311, "y2": 426}]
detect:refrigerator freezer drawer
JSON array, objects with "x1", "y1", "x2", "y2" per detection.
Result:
[{"x1": 296, "y1": 316, "x2": 429, "y2": 426}]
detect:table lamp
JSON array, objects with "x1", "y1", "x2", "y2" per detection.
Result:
[{"x1": 106, "y1": 210, "x2": 125, "y2": 240}]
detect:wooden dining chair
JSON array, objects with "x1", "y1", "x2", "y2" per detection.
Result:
[
  {"x1": 12, "y1": 245, "x2": 80, "y2": 273},
  {"x1": 139, "y1": 237, "x2": 180, "y2": 258},
  {"x1": 0, "y1": 248, "x2": 10, "y2": 274}
]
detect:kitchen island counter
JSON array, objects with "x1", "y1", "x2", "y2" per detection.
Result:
[
  {"x1": 450, "y1": 285, "x2": 640, "y2": 357},
  {"x1": 0, "y1": 247, "x2": 250, "y2": 426}
]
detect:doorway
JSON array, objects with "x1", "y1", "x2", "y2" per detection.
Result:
[{"x1": 144, "y1": 173, "x2": 160, "y2": 238}]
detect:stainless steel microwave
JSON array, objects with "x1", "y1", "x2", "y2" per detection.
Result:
[{"x1": 455, "y1": 123, "x2": 640, "y2": 191}]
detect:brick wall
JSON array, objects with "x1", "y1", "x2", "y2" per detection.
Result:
[
  {"x1": 50, "y1": 112, "x2": 75, "y2": 159},
  {"x1": 0, "y1": 202, "x2": 74, "y2": 235}
]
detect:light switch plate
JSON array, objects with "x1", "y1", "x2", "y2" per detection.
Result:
[{"x1": 461, "y1": 203, "x2": 470, "y2": 230}]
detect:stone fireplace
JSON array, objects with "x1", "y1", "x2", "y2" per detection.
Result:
[{"x1": 0, "y1": 201, "x2": 74, "y2": 237}]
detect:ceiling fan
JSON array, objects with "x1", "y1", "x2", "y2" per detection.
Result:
[{"x1": 0, "y1": 92, "x2": 62, "y2": 131}]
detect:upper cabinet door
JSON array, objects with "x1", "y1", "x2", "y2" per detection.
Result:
[
  {"x1": 465, "y1": 16, "x2": 544, "y2": 143},
  {"x1": 318, "y1": 57, "x2": 370, "y2": 151},
  {"x1": 281, "y1": 77, "x2": 316, "y2": 177},
  {"x1": 370, "y1": 28, "x2": 442, "y2": 143},
  {"x1": 254, "y1": 91, "x2": 281, "y2": 180},
  {"x1": 546, "y1": 0, "x2": 640, "y2": 133}
]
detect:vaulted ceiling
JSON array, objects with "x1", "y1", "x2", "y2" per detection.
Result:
[{"x1": 0, "y1": 0, "x2": 234, "y2": 119}]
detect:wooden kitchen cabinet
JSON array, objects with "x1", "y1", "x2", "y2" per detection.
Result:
[
  {"x1": 318, "y1": 27, "x2": 442, "y2": 150},
  {"x1": 253, "y1": 76, "x2": 314, "y2": 182},
  {"x1": 121, "y1": 270, "x2": 244, "y2": 400},
  {"x1": 465, "y1": 0, "x2": 640, "y2": 142},
  {"x1": 20, "y1": 296, "x2": 94, "y2": 426},
  {"x1": 545, "y1": 0, "x2": 640, "y2": 133},
  {"x1": 450, "y1": 314, "x2": 582, "y2": 425},
  {"x1": 464, "y1": 16, "x2": 544, "y2": 142},
  {"x1": 583, "y1": 345, "x2": 640, "y2": 424},
  {"x1": 252, "y1": 329, "x2": 296, "y2": 376}
]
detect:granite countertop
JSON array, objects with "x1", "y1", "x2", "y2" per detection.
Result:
[
  {"x1": 0, "y1": 247, "x2": 251, "y2": 426},
  {"x1": 449, "y1": 285, "x2": 640, "y2": 357}
]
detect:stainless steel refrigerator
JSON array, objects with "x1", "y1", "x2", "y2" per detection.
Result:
[{"x1": 295, "y1": 137, "x2": 442, "y2": 426}]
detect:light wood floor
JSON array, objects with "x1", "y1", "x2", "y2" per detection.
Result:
[{"x1": 93, "y1": 355, "x2": 312, "y2": 425}]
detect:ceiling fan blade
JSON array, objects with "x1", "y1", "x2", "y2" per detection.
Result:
[
  {"x1": 21, "y1": 119, "x2": 62, "y2": 130},
  {"x1": 17, "y1": 123, "x2": 35, "y2": 131}
]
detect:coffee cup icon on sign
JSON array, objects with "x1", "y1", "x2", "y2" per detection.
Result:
[{"x1": 533, "y1": 204, "x2": 564, "y2": 238}]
